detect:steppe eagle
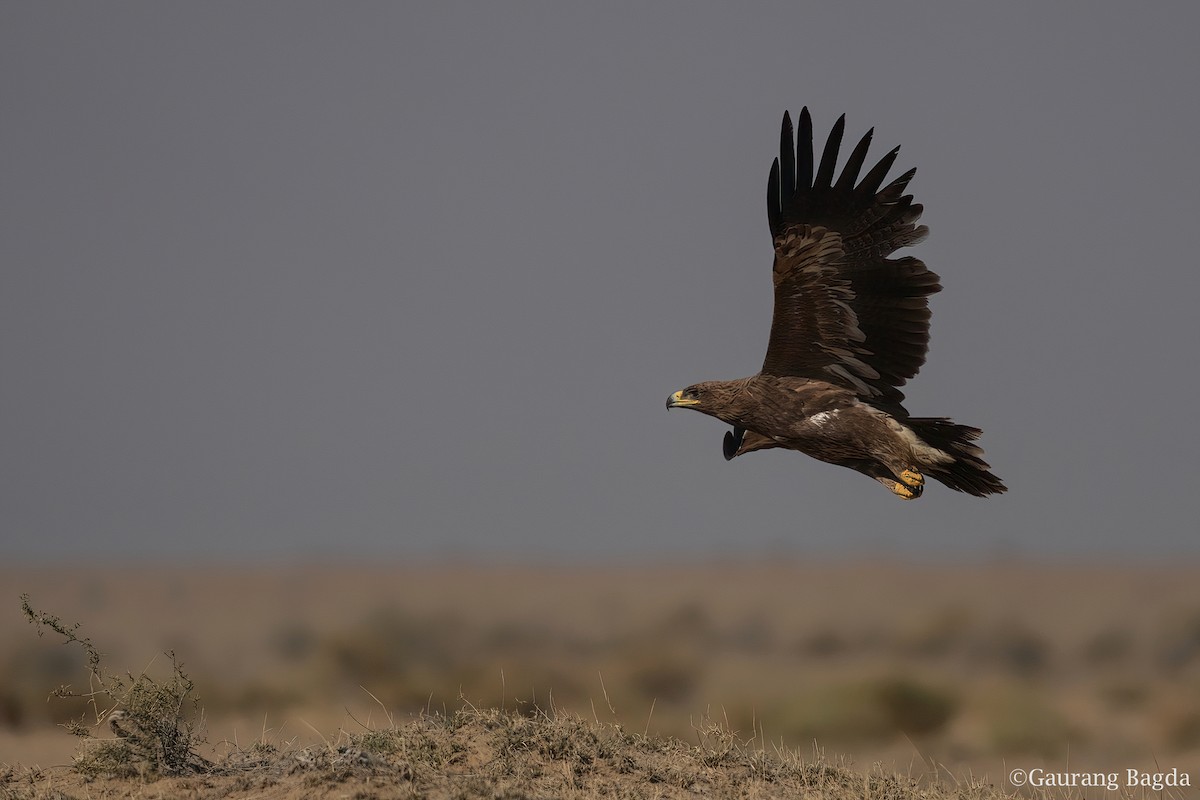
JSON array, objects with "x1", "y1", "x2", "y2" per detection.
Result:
[{"x1": 667, "y1": 109, "x2": 1005, "y2": 499}]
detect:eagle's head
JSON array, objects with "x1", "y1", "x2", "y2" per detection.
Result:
[
  {"x1": 667, "y1": 379, "x2": 759, "y2": 428},
  {"x1": 666, "y1": 384, "x2": 706, "y2": 410},
  {"x1": 666, "y1": 381, "x2": 739, "y2": 415}
]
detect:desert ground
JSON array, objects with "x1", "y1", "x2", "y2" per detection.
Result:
[{"x1": 3, "y1": 560, "x2": 1200, "y2": 797}]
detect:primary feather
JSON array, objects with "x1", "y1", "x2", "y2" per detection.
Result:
[{"x1": 762, "y1": 109, "x2": 939, "y2": 412}]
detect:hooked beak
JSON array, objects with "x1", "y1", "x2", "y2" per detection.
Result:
[{"x1": 666, "y1": 390, "x2": 700, "y2": 409}]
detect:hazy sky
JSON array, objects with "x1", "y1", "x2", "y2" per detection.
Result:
[{"x1": 4, "y1": 3, "x2": 1199, "y2": 563}]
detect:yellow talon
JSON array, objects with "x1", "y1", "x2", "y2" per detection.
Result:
[
  {"x1": 879, "y1": 479, "x2": 918, "y2": 500},
  {"x1": 900, "y1": 469, "x2": 924, "y2": 489}
]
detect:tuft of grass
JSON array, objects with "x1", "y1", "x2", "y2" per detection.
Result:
[
  {"x1": 2, "y1": 695, "x2": 1020, "y2": 799},
  {"x1": 20, "y1": 595, "x2": 210, "y2": 778}
]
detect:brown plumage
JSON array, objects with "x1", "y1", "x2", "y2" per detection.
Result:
[{"x1": 667, "y1": 108, "x2": 1005, "y2": 499}]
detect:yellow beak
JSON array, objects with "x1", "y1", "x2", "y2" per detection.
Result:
[{"x1": 666, "y1": 390, "x2": 700, "y2": 408}]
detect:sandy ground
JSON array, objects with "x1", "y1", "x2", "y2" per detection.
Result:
[
  {"x1": 3, "y1": 560, "x2": 1200, "y2": 780},
  {"x1": 1, "y1": 707, "x2": 1026, "y2": 800}
]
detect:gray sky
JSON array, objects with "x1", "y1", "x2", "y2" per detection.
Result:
[{"x1": 3, "y1": 3, "x2": 1199, "y2": 563}]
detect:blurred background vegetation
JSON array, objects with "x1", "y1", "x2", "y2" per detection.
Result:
[{"x1": 4, "y1": 561, "x2": 1200, "y2": 774}]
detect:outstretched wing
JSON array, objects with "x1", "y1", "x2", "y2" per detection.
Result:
[{"x1": 761, "y1": 108, "x2": 941, "y2": 409}]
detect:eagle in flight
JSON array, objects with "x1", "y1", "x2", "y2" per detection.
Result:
[{"x1": 667, "y1": 109, "x2": 1005, "y2": 499}]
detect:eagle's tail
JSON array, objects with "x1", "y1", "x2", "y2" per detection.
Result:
[{"x1": 907, "y1": 417, "x2": 1006, "y2": 497}]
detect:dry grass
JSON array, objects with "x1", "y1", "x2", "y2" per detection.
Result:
[
  {"x1": 0, "y1": 706, "x2": 1017, "y2": 800},
  {"x1": 5, "y1": 561, "x2": 1200, "y2": 790}
]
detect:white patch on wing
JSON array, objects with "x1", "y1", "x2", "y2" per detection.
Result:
[{"x1": 808, "y1": 410, "x2": 838, "y2": 427}]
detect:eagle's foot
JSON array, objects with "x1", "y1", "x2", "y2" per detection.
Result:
[
  {"x1": 878, "y1": 478, "x2": 920, "y2": 500},
  {"x1": 900, "y1": 468, "x2": 924, "y2": 491}
]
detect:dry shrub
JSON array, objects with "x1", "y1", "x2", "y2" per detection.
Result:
[
  {"x1": 614, "y1": 646, "x2": 702, "y2": 704},
  {"x1": 797, "y1": 628, "x2": 849, "y2": 658},
  {"x1": 873, "y1": 676, "x2": 957, "y2": 736},
  {"x1": 968, "y1": 622, "x2": 1049, "y2": 676},
  {"x1": 896, "y1": 607, "x2": 974, "y2": 659},
  {"x1": 771, "y1": 676, "x2": 957, "y2": 745},
  {"x1": 983, "y1": 688, "x2": 1077, "y2": 757},
  {"x1": 20, "y1": 595, "x2": 210, "y2": 777},
  {"x1": 1155, "y1": 609, "x2": 1200, "y2": 672},
  {"x1": 1097, "y1": 679, "x2": 1148, "y2": 711},
  {"x1": 1080, "y1": 626, "x2": 1135, "y2": 667},
  {"x1": 1164, "y1": 707, "x2": 1200, "y2": 752}
]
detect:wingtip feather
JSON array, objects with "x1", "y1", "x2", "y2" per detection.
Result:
[
  {"x1": 815, "y1": 114, "x2": 845, "y2": 189},
  {"x1": 797, "y1": 107, "x2": 813, "y2": 189},
  {"x1": 767, "y1": 157, "x2": 782, "y2": 233},
  {"x1": 779, "y1": 111, "x2": 796, "y2": 201},
  {"x1": 836, "y1": 127, "x2": 874, "y2": 191},
  {"x1": 857, "y1": 145, "x2": 900, "y2": 196}
]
